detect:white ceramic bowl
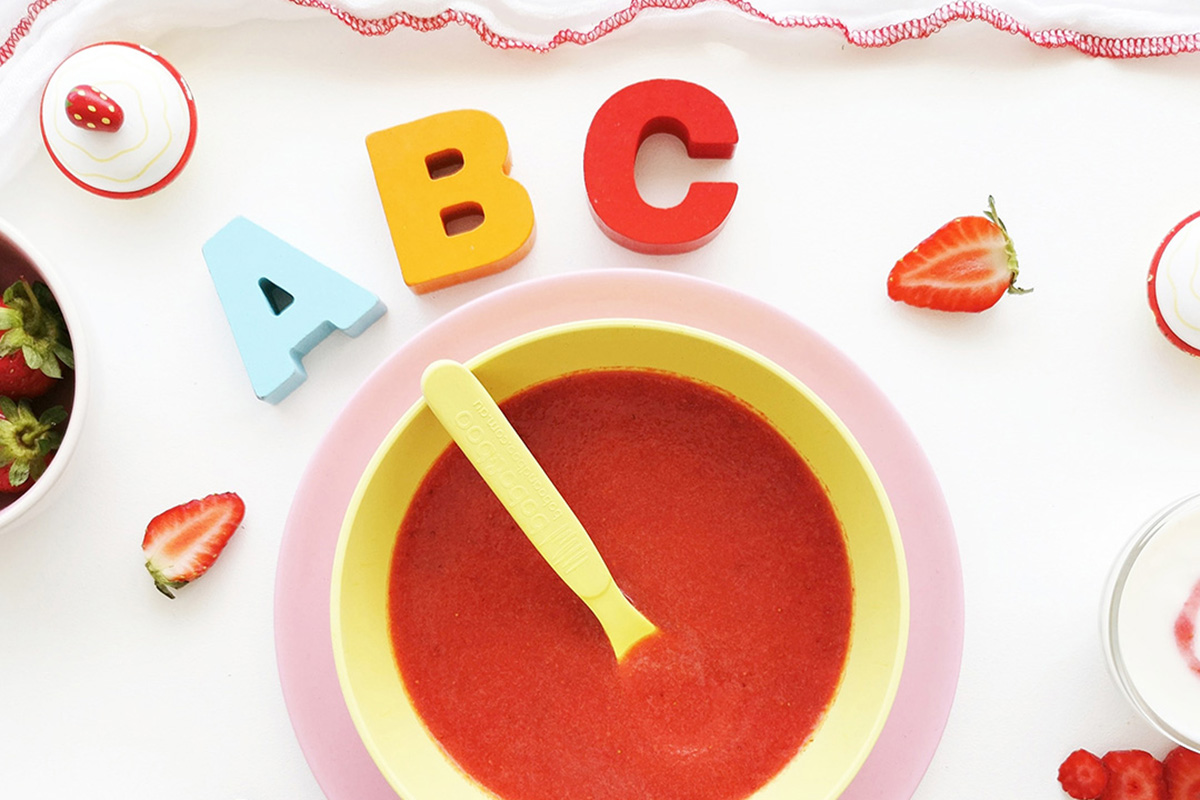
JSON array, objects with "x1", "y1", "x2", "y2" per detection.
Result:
[{"x1": 0, "y1": 218, "x2": 89, "y2": 532}]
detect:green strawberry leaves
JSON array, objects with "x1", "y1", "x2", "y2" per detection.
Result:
[
  {"x1": 21, "y1": 344, "x2": 48, "y2": 375},
  {"x1": 0, "y1": 280, "x2": 74, "y2": 379},
  {"x1": 0, "y1": 396, "x2": 19, "y2": 421},
  {"x1": 38, "y1": 405, "x2": 67, "y2": 427},
  {"x1": 54, "y1": 343, "x2": 74, "y2": 370},
  {"x1": 0, "y1": 397, "x2": 66, "y2": 487}
]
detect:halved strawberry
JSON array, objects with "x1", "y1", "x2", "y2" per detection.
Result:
[
  {"x1": 64, "y1": 85, "x2": 124, "y2": 132},
  {"x1": 1101, "y1": 750, "x2": 1167, "y2": 800},
  {"x1": 887, "y1": 196, "x2": 1031, "y2": 312},
  {"x1": 1164, "y1": 746, "x2": 1200, "y2": 800},
  {"x1": 142, "y1": 493, "x2": 245, "y2": 599},
  {"x1": 0, "y1": 397, "x2": 65, "y2": 493},
  {"x1": 1060, "y1": 749, "x2": 1109, "y2": 800},
  {"x1": 0, "y1": 280, "x2": 74, "y2": 400}
]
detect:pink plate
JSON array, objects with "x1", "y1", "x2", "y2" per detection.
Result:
[{"x1": 274, "y1": 268, "x2": 963, "y2": 799}]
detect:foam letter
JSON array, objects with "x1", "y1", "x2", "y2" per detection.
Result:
[
  {"x1": 203, "y1": 217, "x2": 386, "y2": 404},
  {"x1": 366, "y1": 109, "x2": 535, "y2": 293},
  {"x1": 584, "y1": 79, "x2": 738, "y2": 254}
]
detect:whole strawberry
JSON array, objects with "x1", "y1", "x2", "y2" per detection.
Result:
[
  {"x1": 0, "y1": 279, "x2": 74, "y2": 399},
  {"x1": 0, "y1": 396, "x2": 66, "y2": 493},
  {"x1": 888, "y1": 196, "x2": 1031, "y2": 312}
]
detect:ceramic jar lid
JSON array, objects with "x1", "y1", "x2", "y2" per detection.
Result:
[{"x1": 40, "y1": 42, "x2": 197, "y2": 198}]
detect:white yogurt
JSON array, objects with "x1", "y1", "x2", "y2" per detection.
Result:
[{"x1": 1105, "y1": 494, "x2": 1200, "y2": 747}]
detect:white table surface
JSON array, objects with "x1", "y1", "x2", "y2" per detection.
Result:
[{"x1": 1, "y1": 5, "x2": 1197, "y2": 798}]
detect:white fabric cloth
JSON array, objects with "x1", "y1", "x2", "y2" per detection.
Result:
[{"x1": 3, "y1": 0, "x2": 1200, "y2": 182}]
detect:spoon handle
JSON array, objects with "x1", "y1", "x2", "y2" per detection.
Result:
[
  {"x1": 421, "y1": 360, "x2": 656, "y2": 658},
  {"x1": 422, "y1": 359, "x2": 613, "y2": 598}
]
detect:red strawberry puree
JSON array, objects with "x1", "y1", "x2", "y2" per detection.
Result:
[{"x1": 389, "y1": 369, "x2": 853, "y2": 800}]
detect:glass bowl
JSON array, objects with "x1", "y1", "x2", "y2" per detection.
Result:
[{"x1": 1102, "y1": 491, "x2": 1200, "y2": 749}]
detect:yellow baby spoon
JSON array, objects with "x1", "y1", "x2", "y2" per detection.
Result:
[{"x1": 421, "y1": 359, "x2": 658, "y2": 661}]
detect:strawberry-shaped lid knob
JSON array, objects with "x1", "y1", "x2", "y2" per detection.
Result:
[{"x1": 64, "y1": 85, "x2": 124, "y2": 132}]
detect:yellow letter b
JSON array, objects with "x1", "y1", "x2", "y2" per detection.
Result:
[{"x1": 366, "y1": 110, "x2": 535, "y2": 294}]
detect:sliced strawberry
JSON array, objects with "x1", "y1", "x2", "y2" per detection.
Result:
[
  {"x1": 1101, "y1": 750, "x2": 1167, "y2": 800},
  {"x1": 887, "y1": 196, "x2": 1031, "y2": 312},
  {"x1": 1164, "y1": 747, "x2": 1200, "y2": 800},
  {"x1": 0, "y1": 280, "x2": 73, "y2": 400},
  {"x1": 1060, "y1": 749, "x2": 1109, "y2": 799},
  {"x1": 64, "y1": 85, "x2": 124, "y2": 132},
  {"x1": 0, "y1": 397, "x2": 65, "y2": 493},
  {"x1": 142, "y1": 493, "x2": 245, "y2": 599}
]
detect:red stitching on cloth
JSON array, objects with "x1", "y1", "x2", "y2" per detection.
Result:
[
  {"x1": 1, "y1": 0, "x2": 57, "y2": 66},
  {"x1": 3, "y1": 0, "x2": 1200, "y2": 67},
  {"x1": 281, "y1": 0, "x2": 1200, "y2": 56}
]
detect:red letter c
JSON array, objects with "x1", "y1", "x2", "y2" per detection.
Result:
[{"x1": 584, "y1": 79, "x2": 738, "y2": 255}]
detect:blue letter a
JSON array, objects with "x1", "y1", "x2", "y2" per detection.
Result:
[{"x1": 204, "y1": 217, "x2": 386, "y2": 404}]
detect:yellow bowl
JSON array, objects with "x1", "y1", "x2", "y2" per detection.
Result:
[{"x1": 332, "y1": 319, "x2": 908, "y2": 800}]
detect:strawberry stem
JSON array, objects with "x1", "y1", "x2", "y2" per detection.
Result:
[
  {"x1": 145, "y1": 562, "x2": 188, "y2": 599},
  {"x1": 984, "y1": 196, "x2": 1032, "y2": 296},
  {"x1": 16, "y1": 280, "x2": 40, "y2": 318},
  {"x1": 0, "y1": 399, "x2": 64, "y2": 487}
]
